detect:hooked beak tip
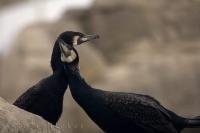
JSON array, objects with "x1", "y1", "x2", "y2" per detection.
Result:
[{"x1": 93, "y1": 34, "x2": 100, "y2": 39}]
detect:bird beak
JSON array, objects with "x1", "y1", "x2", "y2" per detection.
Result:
[{"x1": 78, "y1": 34, "x2": 100, "y2": 45}]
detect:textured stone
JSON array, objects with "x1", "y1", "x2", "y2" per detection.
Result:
[{"x1": 0, "y1": 97, "x2": 61, "y2": 133}]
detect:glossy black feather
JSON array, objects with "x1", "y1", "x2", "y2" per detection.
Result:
[
  {"x1": 14, "y1": 70, "x2": 68, "y2": 125},
  {"x1": 13, "y1": 38, "x2": 68, "y2": 125},
  {"x1": 64, "y1": 70, "x2": 180, "y2": 133},
  {"x1": 64, "y1": 56, "x2": 200, "y2": 133},
  {"x1": 13, "y1": 31, "x2": 96, "y2": 125}
]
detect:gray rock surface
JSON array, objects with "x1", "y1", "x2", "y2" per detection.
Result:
[{"x1": 0, "y1": 97, "x2": 61, "y2": 133}]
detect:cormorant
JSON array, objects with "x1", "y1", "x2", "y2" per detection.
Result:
[
  {"x1": 58, "y1": 31, "x2": 200, "y2": 133},
  {"x1": 13, "y1": 31, "x2": 91, "y2": 125}
]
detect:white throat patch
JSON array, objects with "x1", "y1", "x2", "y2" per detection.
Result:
[
  {"x1": 73, "y1": 36, "x2": 80, "y2": 46},
  {"x1": 59, "y1": 43, "x2": 77, "y2": 63}
]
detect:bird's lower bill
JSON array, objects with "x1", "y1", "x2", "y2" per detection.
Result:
[{"x1": 59, "y1": 43, "x2": 77, "y2": 63}]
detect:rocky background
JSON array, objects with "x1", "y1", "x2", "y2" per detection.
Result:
[{"x1": 1, "y1": 0, "x2": 200, "y2": 133}]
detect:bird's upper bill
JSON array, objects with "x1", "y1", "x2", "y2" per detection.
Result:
[{"x1": 77, "y1": 34, "x2": 100, "y2": 45}]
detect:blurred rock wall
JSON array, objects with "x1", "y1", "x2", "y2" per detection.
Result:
[{"x1": 77, "y1": 0, "x2": 200, "y2": 62}]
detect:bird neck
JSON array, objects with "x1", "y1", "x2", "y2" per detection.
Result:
[
  {"x1": 51, "y1": 40, "x2": 63, "y2": 72},
  {"x1": 48, "y1": 69, "x2": 68, "y2": 95},
  {"x1": 66, "y1": 68, "x2": 92, "y2": 102}
]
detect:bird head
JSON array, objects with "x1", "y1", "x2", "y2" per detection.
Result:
[
  {"x1": 59, "y1": 31, "x2": 99, "y2": 47},
  {"x1": 51, "y1": 31, "x2": 99, "y2": 72}
]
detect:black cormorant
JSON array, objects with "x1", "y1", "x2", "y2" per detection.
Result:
[
  {"x1": 58, "y1": 32, "x2": 200, "y2": 133},
  {"x1": 13, "y1": 31, "x2": 91, "y2": 125}
]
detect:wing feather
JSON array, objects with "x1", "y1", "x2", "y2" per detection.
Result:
[{"x1": 104, "y1": 92, "x2": 177, "y2": 133}]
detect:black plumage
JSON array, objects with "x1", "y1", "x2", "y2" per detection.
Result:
[
  {"x1": 58, "y1": 32, "x2": 200, "y2": 133},
  {"x1": 13, "y1": 31, "x2": 97, "y2": 125},
  {"x1": 13, "y1": 37, "x2": 68, "y2": 125}
]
